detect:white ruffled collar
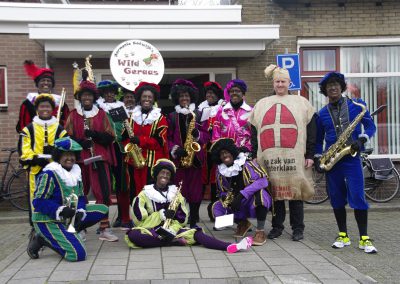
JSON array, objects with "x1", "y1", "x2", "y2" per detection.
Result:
[
  {"x1": 43, "y1": 162, "x2": 82, "y2": 187},
  {"x1": 198, "y1": 99, "x2": 223, "y2": 121},
  {"x1": 132, "y1": 106, "x2": 162, "y2": 125},
  {"x1": 76, "y1": 104, "x2": 99, "y2": 118},
  {"x1": 218, "y1": 153, "x2": 247, "y2": 177},
  {"x1": 143, "y1": 184, "x2": 178, "y2": 203},
  {"x1": 27, "y1": 93, "x2": 61, "y2": 107},
  {"x1": 96, "y1": 97, "x2": 125, "y2": 113},
  {"x1": 223, "y1": 101, "x2": 252, "y2": 112},
  {"x1": 32, "y1": 116, "x2": 57, "y2": 127},
  {"x1": 175, "y1": 103, "x2": 196, "y2": 115}
]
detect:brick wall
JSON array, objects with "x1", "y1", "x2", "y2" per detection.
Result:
[{"x1": 0, "y1": 34, "x2": 44, "y2": 158}]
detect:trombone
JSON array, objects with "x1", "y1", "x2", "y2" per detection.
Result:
[{"x1": 56, "y1": 87, "x2": 66, "y2": 122}]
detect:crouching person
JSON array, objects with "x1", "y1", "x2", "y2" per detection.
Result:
[
  {"x1": 27, "y1": 137, "x2": 108, "y2": 261},
  {"x1": 210, "y1": 138, "x2": 272, "y2": 246},
  {"x1": 125, "y1": 158, "x2": 253, "y2": 253}
]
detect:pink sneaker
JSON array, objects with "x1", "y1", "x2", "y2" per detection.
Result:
[{"x1": 227, "y1": 236, "x2": 253, "y2": 254}]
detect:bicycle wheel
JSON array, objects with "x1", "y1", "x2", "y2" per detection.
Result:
[
  {"x1": 364, "y1": 166, "x2": 400, "y2": 203},
  {"x1": 305, "y1": 168, "x2": 329, "y2": 204},
  {"x1": 7, "y1": 169, "x2": 29, "y2": 211}
]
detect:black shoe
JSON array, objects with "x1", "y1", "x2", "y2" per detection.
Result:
[
  {"x1": 27, "y1": 233, "x2": 43, "y2": 259},
  {"x1": 207, "y1": 203, "x2": 215, "y2": 222},
  {"x1": 267, "y1": 228, "x2": 283, "y2": 239},
  {"x1": 292, "y1": 230, "x2": 304, "y2": 241},
  {"x1": 112, "y1": 218, "x2": 122, "y2": 228}
]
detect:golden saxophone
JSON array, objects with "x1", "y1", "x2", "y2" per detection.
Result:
[
  {"x1": 161, "y1": 181, "x2": 183, "y2": 231},
  {"x1": 56, "y1": 88, "x2": 66, "y2": 122},
  {"x1": 122, "y1": 119, "x2": 146, "y2": 169},
  {"x1": 222, "y1": 189, "x2": 235, "y2": 208},
  {"x1": 320, "y1": 97, "x2": 367, "y2": 171},
  {"x1": 180, "y1": 108, "x2": 201, "y2": 168},
  {"x1": 64, "y1": 193, "x2": 79, "y2": 233}
]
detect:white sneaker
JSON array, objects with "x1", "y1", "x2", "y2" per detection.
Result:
[
  {"x1": 332, "y1": 232, "x2": 351, "y2": 249},
  {"x1": 227, "y1": 236, "x2": 253, "y2": 254},
  {"x1": 359, "y1": 236, "x2": 377, "y2": 254},
  {"x1": 99, "y1": 228, "x2": 119, "y2": 242},
  {"x1": 78, "y1": 230, "x2": 86, "y2": 242}
]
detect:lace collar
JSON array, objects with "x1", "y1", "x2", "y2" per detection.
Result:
[
  {"x1": 96, "y1": 97, "x2": 125, "y2": 113},
  {"x1": 143, "y1": 184, "x2": 178, "y2": 203},
  {"x1": 43, "y1": 162, "x2": 82, "y2": 187},
  {"x1": 132, "y1": 106, "x2": 162, "y2": 125},
  {"x1": 198, "y1": 99, "x2": 223, "y2": 122},
  {"x1": 32, "y1": 116, "x2": 57, "y2": 127},
  {"x1": 27, "y1": 93, "x2": 61, "y2": 107},
  {"x1": 76, "y1": 104, "x2": 99, "y2": 118},
  {"x1": 218, "y1": 153, "x2": 247, "y2": 177},
  {"x1": 223, "y1": 101, "x2": 252, "y2": 112},
  {"x1": 175, "y1": 103, "x2": 196, "y2": 115}
]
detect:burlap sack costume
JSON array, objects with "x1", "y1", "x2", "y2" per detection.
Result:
[{"x1": 249, "y1": 65, "x2": 315, "y2": 201}]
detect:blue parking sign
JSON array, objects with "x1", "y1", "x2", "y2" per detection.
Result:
[{"x1": 276, "y1": 54, "x2": 301, "y2": 91}]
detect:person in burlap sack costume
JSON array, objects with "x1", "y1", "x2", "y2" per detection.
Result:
[{"x1": 249, "y1": 65, "x2": 317, "y2": 241}]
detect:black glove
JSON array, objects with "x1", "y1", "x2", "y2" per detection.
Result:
[
  {"x1": 350, "y1": 137, "x2": 367, "y2": 152},
  {"x1": 32, "y1": 157, "x2": 49, "y2": 168},
  {"x1": 59, "y1": 207, "x2": 76, "y2": 219},
  {"x1": 80, "y1": 139, "x2": 93, "y2": 150},
  {"x1": 43, "y1": 145, "x2": 55, "y2": 155},
  {"x1": 164, "y1": 209, "x2": 176, "y2": 219},
  {"x1": 175, "y1": 147, "x2": 188, "y2": 159},
  {"x1": 230, "y1": 193, "x2": 244, "y2": 212},
  {"x1": 74, "y1": 211, "x2": 85, "y2": 230},
  {"x1": 313, "y1": 157, "x2": 325, "y2": 173},
  {"x1": 84, "y1": 129, "x2": 97, "y2": 139},
  {"x1": 130, "y1": 136, "x2": 140, "y2": 145},
  {"x1": 191, "y1": 128, "x2": 200, "y2": 139}
]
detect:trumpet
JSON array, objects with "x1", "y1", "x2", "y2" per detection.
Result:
[
  {"x1": 64, "y1": 193, "x2": 79, "y2": 233},
  {"x1": 56, "y1": 88, "x2": 66, "y2": 122}
]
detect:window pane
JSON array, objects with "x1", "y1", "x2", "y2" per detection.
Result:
[
  {"x1": 346, "y1": 77, "x2": 400, "y2": 155},
  {"x1": 215, "y1": 73, "x2": 233, "y2": 89},
  {"x1": 304, "y1": 81, "x2": 327, "y2": 111},
  {"x1": 0, "y1": 68, "x2": 6, "y2": 105},
  {"x1": 342, "y1": 46, "x2": 400, "y2": 73},
  {"x1": 303, "y1": 49, "x2": 336, "y2": 72}
]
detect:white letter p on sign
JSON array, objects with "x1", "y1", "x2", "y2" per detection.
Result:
[{"x1": 282, "y1": 58, "x2": 294, "y2": 69}]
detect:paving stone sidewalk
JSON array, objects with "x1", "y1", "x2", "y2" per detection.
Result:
[{"x1": 0, "y1": 205, "x2": 378, "y2": 284}]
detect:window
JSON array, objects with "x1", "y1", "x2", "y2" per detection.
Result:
[
  {"x1": 300, "y1": 43, "x2": 400, "y2": 157},
  {"x1": 0, "y1": 67, "x2": 7, "y2": 108}
]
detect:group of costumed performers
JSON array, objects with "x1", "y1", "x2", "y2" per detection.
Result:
[
  {"x1": 27, "y1": 137, "x2": 108, "y2": 261},
  {"x1": 121, "y1": 81, "x2": 169, "y2": 228},
  {"x1": 125, "y1": 158, "x2": 253, "y2": 253},
  {"x1": 19, "y1": 94, "x2": 68, "y2": 225},
  {"x1": 209, "y1": 138, "x2": 272, "y2": 246},
  {"x1": 167, "y1": 79, "x2": 210, "y2": 228},
  {"x1": 249, "y1": 65, "x2": 317, "y2": 242},
  {"x1": 315, "y1": 72, "x2": 377, "y2": 253},
  {"x1": 64, "y1": 78, "x2": 119, "y2": 242},
  {"x1": 16, "y1": 60, "x2": 69, "y2": 133},
  {"x1": 197, "y1": 81, "x2": 225, "y2": 221}
]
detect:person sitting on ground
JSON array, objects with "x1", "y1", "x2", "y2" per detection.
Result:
[
  {"x1": 27, "y1": 137, "x2": 108, "y2": 262},
  {"x1": 210, "y1": 138, "x2": 272, "y2": 246},
  {"x1": 125, "y1": 158, "x2": 253, "y2": 253}
]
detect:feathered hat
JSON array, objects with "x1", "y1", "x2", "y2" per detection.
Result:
[
  {"x1": 97, "y1": 80, "x2": 119, "y2": 95},
  {"x1": 203, "y1": 81, "x2": 223, "y2": 100},
  {"x1": 73, "y1": 56, "x2": 99, "y2": 100},
  {"x1": 170, "y1": 79, "x2": 198, "y2": 105},
  {"x1": 223, "y1": 79, "x2": 247, "y2": 102},
  {"x1": 24, "y1": 60, "x2": 55, "y2": 87},
  {"x1": 134, "y1": 81, "x2": 161, "y2": 102}
]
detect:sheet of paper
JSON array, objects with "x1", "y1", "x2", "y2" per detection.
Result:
[
  {"x1": 214, "y1": 214, "x2": 234, "y2": 229},
  {"x1": 37, "y1": 154, "x2": 52, "y2": 159}
]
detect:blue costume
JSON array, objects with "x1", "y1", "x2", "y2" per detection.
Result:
[{"x1": 316, "y1": 97, "x2": 376, "y2": 209}]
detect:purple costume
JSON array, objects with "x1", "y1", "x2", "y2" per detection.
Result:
[
  {"x1": 167, "y1": 110, "x2": 210, "y2": 203},
  {"x1": 213, "y1": 160, "x2": 272, "y2": 221}
]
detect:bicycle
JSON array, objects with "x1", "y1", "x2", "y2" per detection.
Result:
[
  {"x1": 307, "y1": 105, "x2": 400, "y2": 204},
  {"x1": 0, "y1": 148, "x2": 29, "y2": 211}
]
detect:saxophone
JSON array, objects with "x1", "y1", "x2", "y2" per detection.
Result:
[
  {"x1": 83, "y1": 112, "x2": 97, "y2": 170},
  {"x1": 123, "y1": 119, "x2": 146, "y2": 169},
  {"x1": 180, "y1": 108, "x2": 201, "y2": 168},
  {"x1": 319, "y1": 97, "x2": 367, "y2": 171},
  {"x1": 222, "y1": 190, "x2": 235, "y2": 208}
]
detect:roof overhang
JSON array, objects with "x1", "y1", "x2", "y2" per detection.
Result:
[{"x1": 29, "y1": 24, "x2": 280, "y2": 58}]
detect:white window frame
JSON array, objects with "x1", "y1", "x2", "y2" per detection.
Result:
[
  {"x1": 0, "y1": 66, "x2": 8, "y2": 108},
  {"x1": 298, "y1": 37, "x2": 400, "y2": 160}
]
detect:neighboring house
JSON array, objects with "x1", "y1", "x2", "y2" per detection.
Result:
[{"x1": 0, "y1": 0, "x2": 399, "y2": 158}]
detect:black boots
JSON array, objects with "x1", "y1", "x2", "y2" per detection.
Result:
[{"x1": 27, "y1": 233, "x2": 46, "y2": 259}]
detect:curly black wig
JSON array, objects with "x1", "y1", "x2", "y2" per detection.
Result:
[
  {"x1": 319, "y1": 73, "x2": 347, "y2": 96},
  {"x1": 135, "y1": 85, "x2": 160, "y2": 103},
  {"x1": 210, "y1": 138, "x2": 240, "y2": 165},
  {"x1": 170, "y1": 80, "x2": 198, "y2": 106},
  {"x1": 34, "y1": 94, "x2": 56, "y2": 110},
  {"x1": 52, "y1": 148, "x2": 81, "y2": 164}
]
